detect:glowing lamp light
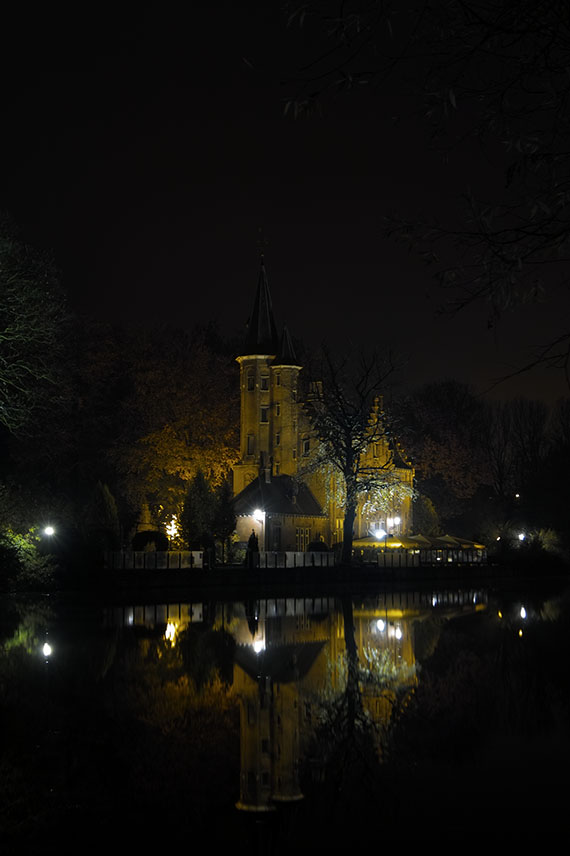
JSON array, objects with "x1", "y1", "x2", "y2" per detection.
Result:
[
  {"x1": 42, "y1": 642, "x2": 52, "y2": 657},
  {"x1": 520, "y1": 606, "x2": 527, "y2": 619},
  {"x1": 253, "y1": 508, "x2": 265, "y2": 522},
  {"x1": 518, "y1": 533, "x2": 526, "y2": 541},
  {"x1": 395, "y1": 626, "x2": 403, "y2": 641},
  {"x1": 166, "y1": 516, "x2": 179, "y2": 540},
  {"x1": 44, "y1": 526, "x2": 55, "y2": 536},
  {"x1": 376, "y1": 619, "x2": 386, "y2": 632},
  {"x1": 253, "y1": 639, "x2": 265, "y2": 654},
  {"x1": 374, "y1": 528, "x2": 387, "y2": 540}
]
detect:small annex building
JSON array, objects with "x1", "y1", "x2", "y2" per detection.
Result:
[{"x1": 231, "y1": 258, "x2": 414, "y2": 554}]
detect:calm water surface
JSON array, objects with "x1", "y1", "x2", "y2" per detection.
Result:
[{"x1": 2, "y1": 577, "x2": 569, "y2": 852}]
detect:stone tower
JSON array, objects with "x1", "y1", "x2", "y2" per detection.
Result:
[{"x1": 233, "y1": 258, "x2": 302, "y2": 495}]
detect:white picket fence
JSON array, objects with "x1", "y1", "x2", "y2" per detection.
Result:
[
  {"x1": 251, "y1": 551, "x2": 336, "y2": 568},
  {"x1": 104, "y1": 549, "x2": 336, "y2": 570},
  {"x1": 105, "y1": 550, "x2": 204, "y2": 570}
]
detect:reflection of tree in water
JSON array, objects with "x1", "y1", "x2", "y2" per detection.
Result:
[{"x1": 294, "y1": 596, "x2": 416, "y2": 848}]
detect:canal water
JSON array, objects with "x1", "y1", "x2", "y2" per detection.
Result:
[{"x1": 1, "y1": 577, "x2": 569, "y2": 852}]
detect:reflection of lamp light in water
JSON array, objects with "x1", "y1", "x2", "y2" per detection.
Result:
[
  {"x1": 376, "y1": 618, "x2": 385, "y2": 632},
  {"x1": 165, "y1": 622, "x2": 177, "y2": 645}
]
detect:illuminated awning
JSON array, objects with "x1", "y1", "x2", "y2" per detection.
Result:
[{"x1": 353, "y1": 534, "x2": 419, "y2": 549}]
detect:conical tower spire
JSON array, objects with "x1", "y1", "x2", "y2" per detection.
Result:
[
  {"x1": 274, "y1": 324, "x2": 300, "y2": 366},
  {"x1": 241, "y1": 256, "x2": 279, "y2": 356}
]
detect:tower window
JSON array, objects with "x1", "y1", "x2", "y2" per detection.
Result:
[
  {"x1": 247, "y1": 373, "x2": 254, "y2": 391},
  {"x1": 275, "y1": 403, "x2": 281, "y2": 417},
  {"x1": 260, "y1": 406, "x2": 269, "y2": 423},
  {"x1": 247, "y1": 434, "x2": 254, "y2": 455},
  {"x1": 302, "y1": 438, "x2": 310, "y2": 456},
  {"x1": 275, "y1": 373, "x2": 281, "y2": 386},
  {"x1": 261, "y1": 375, "x2": 269, "y2": 390},
  {"x1": 275, "y1": 432, "x2": 280, "y2": 446}
]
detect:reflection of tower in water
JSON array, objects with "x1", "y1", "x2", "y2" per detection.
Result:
[{"x1": 234, "y1": 641, "x2": 325, "y2": 811}]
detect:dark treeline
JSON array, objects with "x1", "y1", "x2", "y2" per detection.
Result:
[
  {"x1": 393, "y1": 381, "x2": 570, "y2": 562},
  {"x1": 0, "y1": 311, "x2": 241, "y2": 585},
  {"x1": 0, "y1": 216, "x2": 241, "y2": 586}
]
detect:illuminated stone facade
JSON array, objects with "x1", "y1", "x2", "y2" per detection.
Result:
[{"x1": 232, "y1": 259, "x2": 414, "y2": 552}]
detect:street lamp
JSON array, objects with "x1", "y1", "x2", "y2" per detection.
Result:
[
  {"x1": 253, "y1": 508, "x2": 265, "y2": 550},
  {"x1": 43, "y1": 526, "x2": 55, "y2": 537}
]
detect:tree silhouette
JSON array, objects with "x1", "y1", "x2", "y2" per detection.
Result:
[{"x1": 302, "y1": 346, "x2": 406, "y2": 564}]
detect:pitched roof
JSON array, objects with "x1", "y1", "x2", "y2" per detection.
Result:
[
  {"x1": 235, "y1": 641, "x2": 325, "y2": 683},
  {"x1": 241, "y1": 257, "x2": 279, "y2": 356},
  {"x1": 232, "y1": 474, "x2": 325, "y2": 517}
]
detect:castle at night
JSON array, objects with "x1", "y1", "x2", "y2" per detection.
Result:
[{"x1": 231, "y1": 259, "x2": 414, "y2": 554}]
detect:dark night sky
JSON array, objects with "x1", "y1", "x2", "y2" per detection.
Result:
[{"x1": 2, "y1": 3, "x2": 569, "y2": 405}]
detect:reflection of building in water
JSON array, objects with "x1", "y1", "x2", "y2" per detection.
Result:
[
  {"x1": 230, "y1": 589, "x2": 487, "y2": 812},
  {"x1": 104, "y1": 589, "x2": 488, "y2": 812}
]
